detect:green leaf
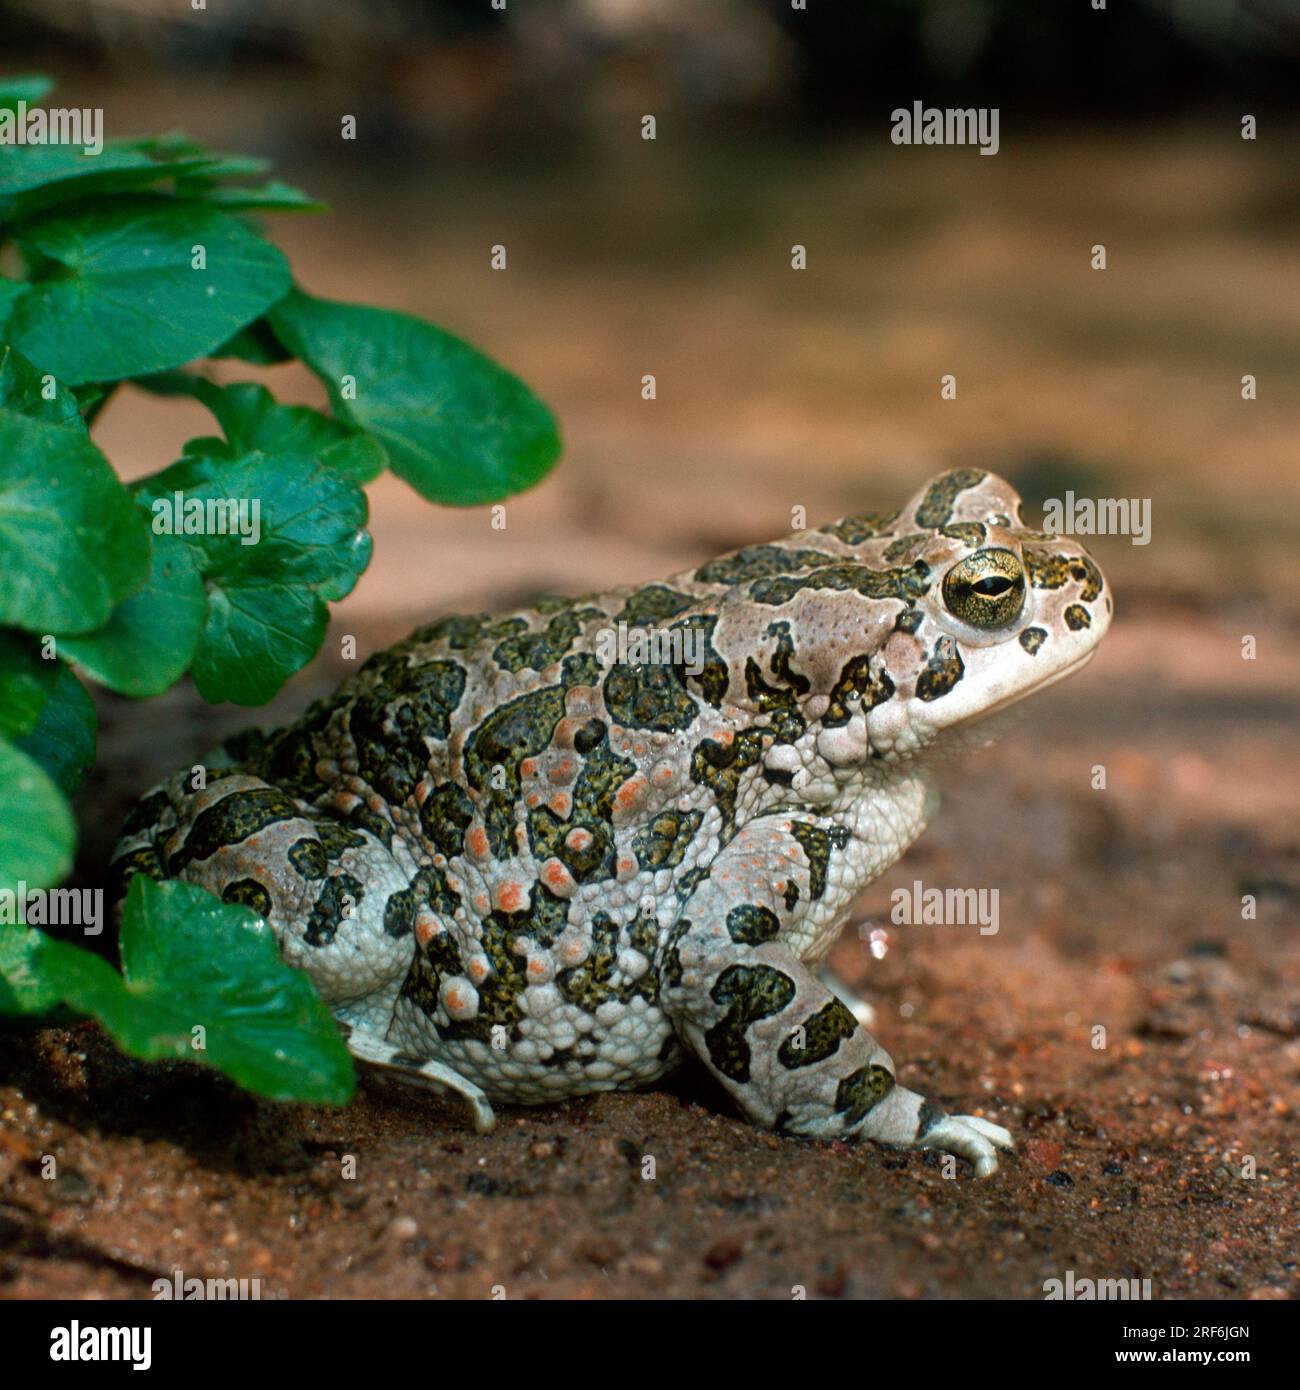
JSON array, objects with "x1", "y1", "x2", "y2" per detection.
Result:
[
  {"x1": 35, "y1": 877, "x2": 355, "y2": 1104},
  {"x1": 0, "y1": 408, "x2": 150, "y2": 634},
  {"x1": 134, "y1": 449, "x2": 370, "y2": 704},
  {"x1": 0, "y1": 342, "x2": 84, "y2": 429},
  {"x1": 0, "y1": 922, "x2": 63, "y2": 1017},
  {"x1": 131, "y1": 368, "x2": 203, "y2": 398},
  {"x1": 179, "y1": 178, "x2": 326, "y2": 213},
  {"x1": 0, "y1": 629, "x2": 55, "y2": 739},
  {"x1": 74, "y1": 381, "x2": 114, "y2": 426},
  {"x1": 211, "y1": 317, "x2": 292, "y2": 365},
  {"x1": 0, "y1": 274, "x2": 27, "y2": 331},
  {"x1": 6, "y1": 197, "x2": 292, "y2": 384},
  {"x1": 0, "y1": 140, "x2": 217, "y2": 221},
  {"x1": 61, "y1": 526, "x2": 205, "y2": 698},
  {"x1": 269, "y1": 288, "x2": 562, "y2": 506},
  {"x1": 0, "y1": 631, "x2": 96, "y2": 793},
  {"x1": 190, "y1": 379, "x2": 385, "y2": 484},
  {"x1": 0, "y1": 76, "x2": 53, "y2": 115},
  {"x1": 14, "y1": 663, "x2": 96, "y2": 796},
  {"x1": 0, "y1": 738, "x2": 75, "y2": 895},
  {"x1": 156, "y1": 147, "x2": 269, "y2": 179}
]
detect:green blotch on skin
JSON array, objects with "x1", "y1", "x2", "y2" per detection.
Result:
[
  {"x1": 463, "y1": 684, "x2": 567, "y2": 857},
  {"x1": 673, "y1": 613, "x2": 729, "y2": 707},
  {"x1": 749, "y1": 560, "x2": 931, "y2": 608},
  {"x1": 705, "y1": 963, "x2": 796, "y2": 1083},
  {"x1": 305, "y1": 871, "x2": 364, "y2": 947},
  {"x1": 603, "y1": 661, "x2": 698, "y2": 732},
  {"x1": 493, "y1": 609, "x2": 602, "y2": 674},
  {"x1": 557, "y1": 911, "x2": 659, "y2": 1012},
  {"x1": 778, "y1": 997, "x2": 857, "y2": 1069},
  {"x1": 168, "y1": 786, "x2": 301, "y2": 873},
  {"x1": 632, "y1": 809, "x2": 704, "y2": 870},
  {"x1": 696, "y1": 544, "x2": 837, "y2": 586},
  {"x1": 725, "y1": 903, "x2": 781, "y2": 945},
  {"x1": 883, "y1": 533, "x2": 929, "y2": 564},
  {"x1": 616, "y1": 584, "x2": 694, "y2": 627},
  {"x1": 311, "y1": 818, "x2": 368, "y2": 861},
  {"x1": 818, "y1": 510, "x2": 900, "y2": 545},
  {"x1": 287, "y1": 837, "x2": 327, "y2": 880},
  {"x1": 530, "y1": 741, "x2": 635, "y2": 883},
  {"x1": 348, "y1": 657, "x2": 467, "y2": 804},
  {"x1": 836, "y1": 1063, "x2": 896, "y2": 1125},
  {"x1": 823, "y1": 653, "x2": 895, "y2": 728},
  {"x1": 1024, "y1": 550, "x2": 1103, "y2": 602},
  {"x1": 690, "y1": 727, "x2": 767, "y2": 830},
  {"x1": 940, "y1": 521, "x2": 988, "y2": 547},
  {"x1": 419, "y1": 780, "x2": 475, "y2": 860},
  {"x1": 913, "y1": 469, "x2": 986, "y2": 528},
  {"x1": 788, "y1": 821, "x2": 849, "y2": 899},
  {"x1": 410, "y1": 613, "x2": 488, "y2": 649},
  {"x1": 221, "y1": 878, "x2": 272, "y2": 919},
  {"x1": 915, "y1": 635, "x2": 965, "y2": 702}
]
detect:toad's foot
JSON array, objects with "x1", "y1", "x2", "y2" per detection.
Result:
[
  {"x1": 344, "y1": 1023, "x2": 496, "y2": 1134},
  {"x1": 855, "y1": 1082, "x2": 1012, "y2": 1177},
  {"x1": 918, "y1": 1112, "x2": 1013, "y2": 1178}
]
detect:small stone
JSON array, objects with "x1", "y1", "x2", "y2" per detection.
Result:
[
  {"x1": 703, "y1": 1238, "x2": 743, "y2": 1269},
  {"x1": 625, "y1": 1254, "x2": 664, "y2": 1284},
  {"x1": 816, "y1": 1261, "x2": 848, "y2": 1297},
  {"x1": 1024, "y1": 1138, "x2": 1062, "y2": 1169},
  {"x1": 578, "y1": 1236, "x2": 621, "y2": 1267}
]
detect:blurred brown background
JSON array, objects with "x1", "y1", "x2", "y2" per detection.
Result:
[{"x1": 8, "y1": 0, "x2": 1295, "y2": 622}]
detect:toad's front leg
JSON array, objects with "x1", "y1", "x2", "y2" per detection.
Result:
[{"x1": 659, "y1": 816, "x2": 1012, "y2": 1176}]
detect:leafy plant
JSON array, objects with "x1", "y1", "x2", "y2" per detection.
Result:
[{"x1": 0, "y1": 74, "x2": 562, "y2": 1102}]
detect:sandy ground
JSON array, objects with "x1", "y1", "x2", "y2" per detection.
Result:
[{"x1": 1, "y1": 84, "x2": 1298, "y2": 1298}]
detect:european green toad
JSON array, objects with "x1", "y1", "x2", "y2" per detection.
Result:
[{"x1": 112, "y1": 468, "x2": 1112, "y2": 1176}]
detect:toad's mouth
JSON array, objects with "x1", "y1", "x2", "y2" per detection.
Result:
[{"x1": 962, "y1": 646, "x2": 1099, "y2": 725}]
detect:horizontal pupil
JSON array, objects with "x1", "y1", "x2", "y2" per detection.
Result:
[{"x1": 972, "y1": 577, "x2": 1013, "y2": 596}]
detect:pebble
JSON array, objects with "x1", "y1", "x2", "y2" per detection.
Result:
[{"x1": 703, "y1": 1238, "x2": 743, "y2": 1269}]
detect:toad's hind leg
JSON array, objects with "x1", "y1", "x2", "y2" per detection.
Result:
[
  {"x1": 112, "y1": 768, "x2": 497, "y2": 1135},
  {"x1": 661, "y1": 814, "x2": 1014, "y2": 1177},
  {"x1": 816, "y1": 960, "x2": 876, "y2": 1029},
  {"x1": 111, "y1": 768, "x2": 424, "y2": 1008},
  {"x1": 342, "y1": 1023, "x2": 496, "y2": 1135}
]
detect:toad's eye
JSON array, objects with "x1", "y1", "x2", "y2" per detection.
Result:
[{"x1": 942, "y1": 549, "x2": 1026, "y2": 629}]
